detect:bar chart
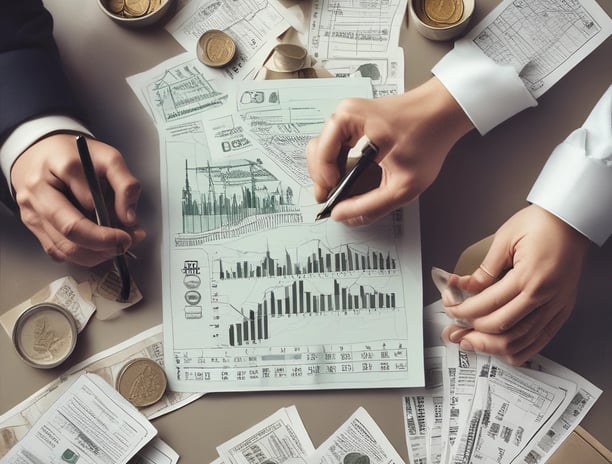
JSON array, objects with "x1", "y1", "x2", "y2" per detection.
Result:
[
  {"x1": 226, "y1": 278, "x2": 398, "y2": 346},
  {"x1": 217, "y1": 242, "x2": 398, "y2": 279}
]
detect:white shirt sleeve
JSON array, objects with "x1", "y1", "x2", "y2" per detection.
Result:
[
  {"x1": 432, "y1": 39, "x2": 537, "y2": 135},
  {"x1": 0, "y1": 115, "x2": 92, "y2": 195},
  {"x1": 527, "y1": 86, "x2": 612, "y2": 246}
]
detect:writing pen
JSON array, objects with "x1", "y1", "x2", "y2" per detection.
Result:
[
  {"x1": 76, "y1": 135, "x2": 131, "y2": 302},
  {"x1": 315, "y1": 136, "x2": 379, "y2": 221}
]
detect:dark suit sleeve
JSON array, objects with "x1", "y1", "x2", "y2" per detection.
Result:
[
  {"x1": 0, "y1": 0, "x2": 85, "y2": 204},
  {"x1": 0, "y1": 0, "x2": 84, "y2": 138}
]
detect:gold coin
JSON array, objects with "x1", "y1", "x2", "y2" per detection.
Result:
[
  {"x1": 197, "y1": 30, "x2": 237, "y2": 68},
  {"x1": 116, "y1": 358, "x2": 167, "y2": 408},
  {"x1": 424, "y1": 0, "x2": 464, "y2": 25},
  {"x1": 147, "y1": 0, "x2": 162, "y2": 14},
  {"x1": 107, "y1": 0, "x2": 125, "y2": 15},
  {"x1": 12, "y1": 303, "x2": 77, "y2": 369},
  {"x1": 124, "y1": 0, "x2": 151, "y2": 17}
]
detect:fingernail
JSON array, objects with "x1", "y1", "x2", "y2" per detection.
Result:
[
  {"x1": 127, "y1": 207, "x2": 136, "y2": 224},
  {"x1": 460, "y1": 340, "x2": 473, "y2": 352},
  {"x1": 449, "y1": 330, "x2": 463, "y2": 343}
]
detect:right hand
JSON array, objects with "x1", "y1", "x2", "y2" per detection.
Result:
[
  {"x1": 11, "y1": 133, "x2": 145, "y2": 267},
  {"x1": 306, "y1": 77, "x2": 474, "y2": 226}
]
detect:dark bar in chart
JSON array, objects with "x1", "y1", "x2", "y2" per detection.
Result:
[
  {"x1": 229, "y1": 305, "x2": 270, "y2": 346},
  {"x1": 218, "y1": 243, "x2": 397, "y2": 279}
]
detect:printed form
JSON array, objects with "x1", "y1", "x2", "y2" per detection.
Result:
[
  {"x1": 306, "y1": 0, "x2": 408, "y2": 97},
  {"x1": 146, "y1": 74, "x2": 424, "y2": 393},
  {"x1": 0, "y1": 326, "x2": 200, "y2": 457},
  {"x1": 165, "y1": 0, "x2": 294, "y2": 80},
  {"x1": 464, "y1": 0, "x2": 612, "y2": 98},
  {"x1": 406, "y1": 301, "x2": 603, "y2": 464},
  {"x1": 0, "y1": 373, "x2": 157, "y2": 464}
]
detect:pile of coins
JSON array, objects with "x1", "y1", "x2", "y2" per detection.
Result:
[
  {"x1": 421, "y1": 0, "x2": 464, "y2": 26},
  {"x1": 106, "y1": 0, "x2": 163, "y2": 18}
]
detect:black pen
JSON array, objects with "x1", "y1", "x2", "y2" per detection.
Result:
[
  {"x1": 76, "y1": 135, "x2": 131, "y2": 302},
  {"x1": 315, "y1": 136, "x2": 379, "y2": 221}
]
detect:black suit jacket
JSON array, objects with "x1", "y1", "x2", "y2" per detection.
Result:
[{"x1": 0, "y1": 0, "x2": 84, "y2": 205}]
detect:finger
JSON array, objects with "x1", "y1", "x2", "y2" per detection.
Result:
[
  {"x1": 445, "y1": 270, "x2": 522, "y2": 321},
  {"x1": 308, "y1": 102, "x2": 369, "y2": 198},
  {"x1": 448, "y1": 237, "x2": 514, "y2": 296},
  {"x1": 34, "y1": 186, "x2": 132, "y2": 254},
  {"x1": 307, "y1": 122, "x2": 350, "y2": 199},
  {"x1": 64, "y1": 140, "x2": 142, "y2": 227},
  {"x1": 330, "y1": 181, "x2": 412, "y2": 225},
  {"x1": 21, "y1": 200, "x2": 121, "y2": 266},
  {"x1": 507, "y1": 303, "x2": 573, "y2": 365},
  {"x1": 441, "y1": 325, "x2": 473, "y2": 343},
  {"x1": 468, "y1": 286, "x2": 542, "y2": 334},
  {"x1": 106, "y1": 165, "x2": 142, "y2": 227},
  {"x1": 457, "y1": 300, "x2": 572, "y2": 365}
]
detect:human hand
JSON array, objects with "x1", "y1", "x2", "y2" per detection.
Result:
[
  {"x1": 306, "y1": 77, "x2": 474, "y2": 226},
  {"x1": 10, "y1": 133, "x2": 145, "y2": 266},
  {"x1": 442, "y1": 204, "x2": 590, "y2": 365}
]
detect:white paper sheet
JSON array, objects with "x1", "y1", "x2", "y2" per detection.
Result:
[
  {"x1": 1, "y1": 373, "x2": 157, "y2": 464},
  {"x1": 463, "y1": 0, "x2": 612, "y2": 98},
  {"x1": 157, "y1": 77, "x2": 424, "y2": 393}
]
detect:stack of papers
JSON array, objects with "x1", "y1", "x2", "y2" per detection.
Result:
[
  {"x1": 401, "y1": 303, "x2": 602, "y2": 464},
  {"x1": 213, "y1": 406, "x2": 405, "y2": 464}
]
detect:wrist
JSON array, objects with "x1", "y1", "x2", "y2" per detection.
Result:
[{"x1": 398, "y1": 77, "x2": 475, "y2": 143}]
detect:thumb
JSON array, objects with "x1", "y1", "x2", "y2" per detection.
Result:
[{"x1": 452, "y1": 234, "x2": 513, "y2": 294}]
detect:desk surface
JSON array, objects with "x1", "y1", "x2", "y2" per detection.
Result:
[{"x1": 1, "y1": 0, "x2": 611, "y2": 461}]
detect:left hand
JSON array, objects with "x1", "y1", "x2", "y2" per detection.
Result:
[
  {"x1": 10, "y1": 133, "x2": 145, "y2": 266},
  {"x1": 441, "y1": 204, "x2": 590, "y2": 365}
]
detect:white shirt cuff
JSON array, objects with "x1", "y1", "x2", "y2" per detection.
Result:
[
  {"x1": 432, "y1": 39, "x2": 537, "y2": 135},
  {"x1": 527, "y1": 86, "x2": 612, "y2": 246},
  {"x1": 0, "y1": 115, "x2": 92, "y2": 192}
]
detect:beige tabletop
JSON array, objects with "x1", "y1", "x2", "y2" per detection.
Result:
[{"x1": 1, "y1": 0, "x2": 611, "y2": 462}]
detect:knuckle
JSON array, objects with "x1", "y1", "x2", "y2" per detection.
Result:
[
  {"x1": 43, "y1": 243, "x2": 66, "y2": 262},
  {"x1": 124, "y1": 178, "x2": 142, "y2": 199}
]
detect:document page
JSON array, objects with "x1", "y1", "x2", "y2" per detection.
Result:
[
  {"x1": 1, "y1": 373, "x2": 156, "y2": 464},
  {"x1": 307, "y1": 407, "x2": 405, "y2": 464},
  {"x1": 216, "y1": 405, "x2": 314, "y2": 464},
  {"x1": 464, "y1": 0, "x2": 612, "y2": 97},
  {"x1": 165, "y1": 0, "x2": 292, "y2": 80},
  {"x1": 306, "y1": 0, "x2": 408, "y2": 97},
  {"x1": 0, "y1": 325, "x2": 201, "y2": 457},
  {"x1": 159, "y1": 77, "x2": 424, "y2": 393},
  {"x1": 408, "y1": 300, "x2": 603, "y2": 464}
]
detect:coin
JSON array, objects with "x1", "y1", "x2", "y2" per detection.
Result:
[
  {"x1": 147, "y1": 0, "x2": 161, "y2": 14},
  {"x1": 197, "y1": 30, "x2": 237, "y2": 68},
  {"x1": 124, "y1": 0, "x2": 151, "y2": 17},
  {"x1": 12, "y1": 303, "x2": 77, "y2": 369},
  {"x1": 108, "y1": 0, "x2": 125, "y2": 14},
  {"x1": 116, "y1": 358, "x2": 167, "y2": 408},
  {"x1": 424, "y1": 0, "x2": 464, "y2": 25}
]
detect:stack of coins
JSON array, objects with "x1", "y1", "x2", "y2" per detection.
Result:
[
  {"x1": 421, "y1": 0, "x2": 464, "y2": 26},
  {"x1": 116, "y1": 357, "x2": 167, "y2": 408},
  {"x1": 106, "y1": 0, "x2": 163, "y2": 18},
  {"x1": 196, "y1": 30, "x2": 237, "y2": 68}
]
